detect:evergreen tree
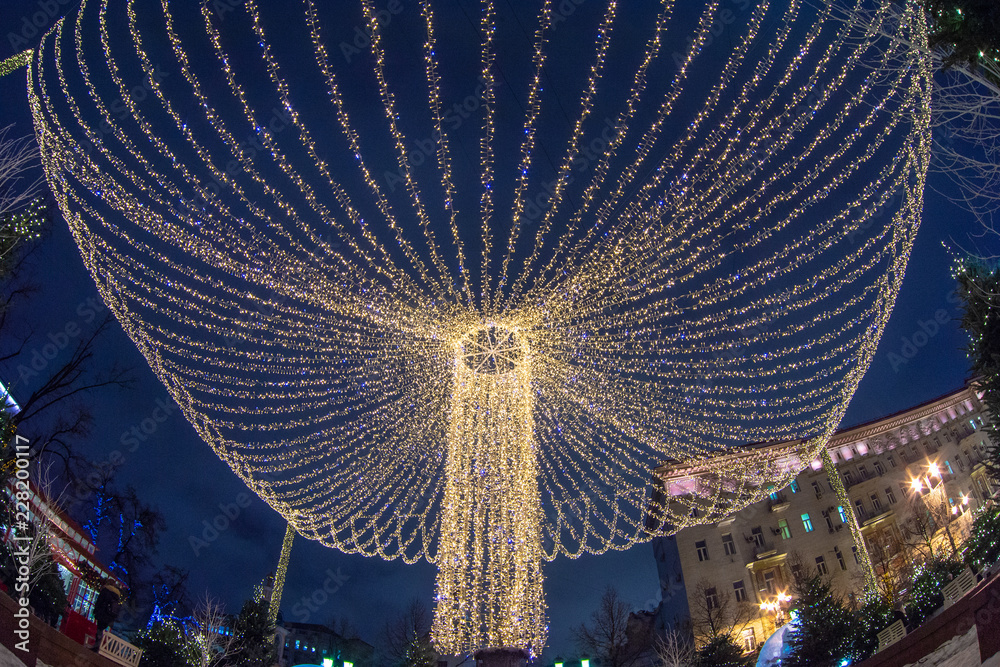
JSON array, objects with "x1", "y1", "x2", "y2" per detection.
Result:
[
  {"x1": 847, "y1": 595, "x2": 895, "y2": 663},
  {"x1": 922, "y1": 0, "x2": 1000, "y2": 74},
  {"x1": 905, "y1": 557, "x2": 966, "y2": 627},
  {"x1": 964, "y1": 503, "x2": 1000, "y2": 572},
  {"x1": 228, "y1": 597, "x2": 275, "y2": 667},
  {"x1": 783, "y1": 577, "x2": 856, "y2": 667},
  {"x1": 691, "y1": 635, "x2": 751, "y2": 667},
  {"x1": 135, "y1": 618, "x2": 193, "y2": 667},
  {"x1": 957, "y1": 260, "x2": 1000, "y2": 481}
]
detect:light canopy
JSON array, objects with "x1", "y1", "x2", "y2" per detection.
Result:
[{"x1": 27, "y1": 0, "x2": 932, "y2": 654}]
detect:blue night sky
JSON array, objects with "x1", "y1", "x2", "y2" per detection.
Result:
[{"x1": 0, "y1": 0, "x2": 987, "y2": 661}]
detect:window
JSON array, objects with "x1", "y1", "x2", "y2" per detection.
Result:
[
  {"x1": 778, "y1": 519, "x2": 791, "y2": 539},
  {"x1": 900, "y1": 481, "x2": 910, "y2": 497},
  {"x1": 887, "y1": 454, "x2": 896, "y2": 468},
  {"x1": 763, "y1": 570, "x2": 776, "y2": 594},
  {"x1": 801, "y1": 513, "x2": 814, "y2": 532},
  {"x1": 812, "y1": 481, "x2": 823, "y2": 498},
  {"x1": 816, "y1": 555, "x2": 829, "y2": 576},
  {"x1": 824, "y1": 512, "x2": 834, "y2": 532},
  {"x1": 835, "y1": 546, "x2": 846, "y2": 570},
  {"x1": 722, "y1": 533, "x2": 737, "y2": 556},
  {"x1": 741, "y1": 628, "x2": 757, "y2": 653},
  {"x1": 885, "y1": 487, "x2": 897, "y2": 504},
  {"x1": 945, "y1": 460, "x2": 955, "y2": 475},
  {"x1": 751, "y1": 527, "x2": 765, "y2": 547},
  {"x1": 790, "y1": 562, "x2": 803, "y2": 581},
  {"x1": 874, "y1": 461, "x2": 885, "y2": 476},
  {"x1": 870, "y1": 492, "x2": 882, "y2": 513},
  {"x1": 855, "y1": 499, "x2": 867, "y2": 520},
  {"x1": 705, "y1": 587, "x2": 719, "y2": 610},
  {"x1": 769, "y1": 491, "x2": 780, "y2": 502},
  {"x1": 696, "y1": 540, "x2": 709, "y2": 562},
  {"x1": 790, "y1": 480, "x2": 800, "y2": 493},
  {"x1": 838, "y1": 505, "x2": 848, "y2": 523},
  {"x1": 852, "y1": 545, "x2": 860, "y2": 564},
  {"x1": 858, "y1": 464, "x2": 869, "y2": 480},
  {"x1": 733, "y1": 580, "x2": 748, "y2": 602},
  {"x1": 843, "y1": 470, "x2": 855, "y2": 485}
]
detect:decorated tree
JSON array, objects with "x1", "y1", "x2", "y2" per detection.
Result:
[
  {"x1": 783, "y1": 577, "x2": 856, "y2": 667},
  {"x1": 135, "y1": 618, "x2": 193, "y2": 667},
  {"x1": 227, "y1": 597, "x2": 275, "y2": 667},
  {"x1": 964, "y1": 502, "x2": 1000, "y2": 572},
  {"x1": 905, "y1": 557, "x2": 966, "y2": 627}
]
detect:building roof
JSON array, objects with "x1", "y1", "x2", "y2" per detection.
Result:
[{"x1": 655, "y1": 382, "x2": 980, "y2": 484}]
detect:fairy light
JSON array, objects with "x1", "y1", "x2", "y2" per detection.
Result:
[
  {"x1": 0, "y1": 51, "x2": 32, "y2": 79},
  {"x1": 23, "y1": 0, "x2": 933, "y2": 657}
]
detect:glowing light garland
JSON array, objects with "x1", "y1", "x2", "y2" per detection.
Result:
[{"x1": 24, "y1": 0, "x2": 932, "y2": 655}]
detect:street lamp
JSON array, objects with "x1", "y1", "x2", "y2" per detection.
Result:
[
  {"x1": 910, "y1": 461, "x2": 958, "y2": 556},
  {"x1": 759, "y1": 591, "x2": 792, "y2": 631}
]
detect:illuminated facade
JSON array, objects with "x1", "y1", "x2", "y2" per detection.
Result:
[
  {"x1": 1, "y1": 479, "x2": 126, "y2": 624},
  {"x1": 654, "y1": 383, "x2": 996, "y2": 651}
]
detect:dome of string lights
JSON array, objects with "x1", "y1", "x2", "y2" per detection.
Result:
[{"x1": 26, "y1": 0, "x2": 931, "y2": 655}]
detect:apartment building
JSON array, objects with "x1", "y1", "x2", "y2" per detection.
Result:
[{"x1": 651, "y1": 383, "x2": 997, "y2": 653}]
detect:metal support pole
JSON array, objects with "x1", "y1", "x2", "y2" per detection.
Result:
[{"x1": 820, "y1": 448, "x2": 879, "y2": 594}]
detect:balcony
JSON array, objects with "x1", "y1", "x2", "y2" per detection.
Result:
[
  {"x1": 768, "y1": 495, "x2": 791, "y2": 513},
  {"x1": 752, "y1": 539, "x2": 779, "y2": 559}
]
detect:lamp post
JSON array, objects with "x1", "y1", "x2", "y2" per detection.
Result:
[
  {"x1": 910, "y1": 462, "x2": 958, "y2": 556},
  {"x1": 759, "y1": 591, "x2": 792, "y2": 634}
]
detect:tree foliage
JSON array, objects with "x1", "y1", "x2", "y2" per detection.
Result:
[
  {"x1": 379, "y1": 599, "x2": 435, "y2": 667},
  {"x1": 228, "y1": 597, "x2": 275, "y2": 667},
  {"x1": 964, "y1": 501, "x2": 1000, "y2": 572},
  {"x1": 905, "y1": 557, "x2": 966, "y2": 627},
  {"x1": 135, "y1": 618, "x2": 192, "y2": 667},
  {"x1": 691, "y1": 635, "x2": 751, "y2": 667},
  {"x1": 957, "y1": 260, "x2": 1000, "y2": 481},
  {"x1": 783, "y1": 577, "x2": 856, "y2": 667},
  {"x1": 573, "y1": 587, "x2": 654, "y2": 667},
  {"x1": 922, "y1": 0, "x2": 1000, "y2": 73}
]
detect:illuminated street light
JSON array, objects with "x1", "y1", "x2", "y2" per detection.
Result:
[{"x1": 912, "y1": 461, "x2": 959, "y2": 556}]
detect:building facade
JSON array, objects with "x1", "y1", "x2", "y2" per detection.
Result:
[
  {"x1": 274, "y1": 621, "x2": 373, "y2": 667},
  {"x1": 652, "y1": 383, "x2": 998, "y2": 653}
]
